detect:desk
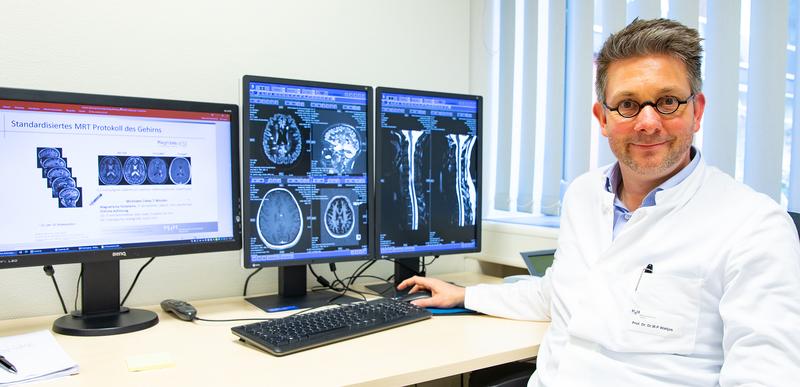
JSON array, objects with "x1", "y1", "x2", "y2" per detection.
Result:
[{"x1": 0, "y1": 273, "x2": 548, "y2": 386}]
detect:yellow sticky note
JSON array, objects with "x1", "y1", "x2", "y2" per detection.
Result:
[{"x1": 126, "y1": 352, "x2": 175, "y2": 372}]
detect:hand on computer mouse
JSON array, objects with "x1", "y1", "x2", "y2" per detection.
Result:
[
  {"x1": 397, "y1": 276, "x2": 465, "y2": 308},
  {"x1": 399, "y1": 290, "x2": 433, "y2": 303}
]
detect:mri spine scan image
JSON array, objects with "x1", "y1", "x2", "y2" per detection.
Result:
[
  {"x1": 324, "y1": 195, "x2": 355, "y2": 238},
  {"x1": 123, "y1": 156, "x2": 147, "y2": 185},
  {"x1": 99, "y1": 156, "x2": 123, "y2": 185},
  {"x1": 390, "y1": 129, "x2": 429, "y2": 231},
  {"x1": 257, "y1": 187, "x2": 303, "y2": 250},
  {"x1": 321, "y1": 123, "x2": 361, "y2": 174},
  {"x1": 262, "y1": 113, "x2": 302, "y2": 165},
  {"x1": 446, "y1": 134, "x2": 477, "y2": 226}
]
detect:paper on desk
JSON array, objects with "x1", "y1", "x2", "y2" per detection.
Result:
[
  {"x1": 126, "y1": 352, "x2": 174, "y2": 372},
  {"x1": 0, "y1": 330, "x2": 79, "y2": 385}
]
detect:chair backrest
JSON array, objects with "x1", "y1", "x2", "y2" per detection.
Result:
[
  {"x1": 790, "y1": 212, "x2": 800, "y2": 240},
  {"x1": 519, "y1": 249, "x2": 556, "y2": 277}
]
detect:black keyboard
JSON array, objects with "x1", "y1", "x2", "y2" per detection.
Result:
[{"x1": 232, "y1": 298, "x2": 432, "y2": 356}]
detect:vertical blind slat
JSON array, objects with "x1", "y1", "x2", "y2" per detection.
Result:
[
  {"x1": 541, "y1": 0, "x2": 567, "y2": 215},
  {"x1": 791, "y1": 5, "x2": 800, "y2": 211},
  {"x1": 743, "y1": 0, "x2": 789, "y2": 201},
  {"x1": 627, "y1": 0, "x2": 661, "y2": 23},
  {"x1": 597, "y1": 0, "x2": 627, "y2": 167},
  {"x1": 470, "y1": 0, "x2": 497, "y2": 218},
  {"x1": 702, "y1": 0, "x2": 741, "y2": 176},
  {"x1": 563, "y1": 0, "x2": 594, "y2": 184},
  {"x1": 493, "y1": 0, "x2": 516, "y2": 211},
  {"x1": 667, "y1": 0, "x2": 699, "y2": 28},
  {"x1": 516, "y1": 0, "x2": 539, "y2": 213}
]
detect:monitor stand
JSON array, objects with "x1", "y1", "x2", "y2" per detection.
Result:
[
  {"x1": 365, "y1": 257, "x2": 421, "y2": 298},
  {"x1": 53, "y1": 260, "x2": 158, "y2": 336},
  {"x1": 246, "y1": 265, "x2": 360, "y2": 313}
]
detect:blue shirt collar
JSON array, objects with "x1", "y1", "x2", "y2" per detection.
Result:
[{"x1": 604, "y1": 146, "x2": 701, "y2": 209}]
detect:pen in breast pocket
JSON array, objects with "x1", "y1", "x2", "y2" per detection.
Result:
[{"x1": 635, "y1": 263, "x2": 654, "y2": 292}]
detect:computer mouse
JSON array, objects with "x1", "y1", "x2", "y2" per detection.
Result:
[
  {"x1": 399, "y1": 290, "x2": 433, "y2": 303},
  {"x1": 160, "y1": 299, "x2": 197, "y2": 321}
]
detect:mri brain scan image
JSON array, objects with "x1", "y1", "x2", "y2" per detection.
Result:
[
  {"x1": 99, "y1": 156, "x2": 123, "y2": 185},
  {"x1": 324, "y1": 195, "x2": 355, "y2": 238},
  {"x1": 37, "y1": 148, "x2": 81, "y2": 208},
  {"x1": 390, "y1": 129, "x2": 429, "y2": 231},
  {"x1": 262, "y1": 113, "x2": 302, "y2": 165},
  {"x1": 47, "y1": 167, "x2": 71, "y2": 185},
  {"x1": 51, "y1": 176, "x2": 76, "y2": 197},
  {"x1": 58, "y1": 187, "x2": 80, "y2": 208},
  {"x1": 123, "y1": 156, "x2": 147, "y2": 185},
  {"x1": 321, "y1": 123, "x2": 361, "y2": 174},
  {"x1": 38, "y1": 148, "x2": 60, "y2": 167},
  {"x1": 257, "y1": 188, "x2": 303, "y2": 250},
  {"x1": 169, "y1": 157, "x2": 192, "y2": 185},
  {"x1": 41, "y1": 157, "x2": 66, "y2": 170},
  {"x1": 147, "y1": 157, "x2": 168, "y2": 184},
  {"x1": 446, "y1": 134, "x2": 477, "y2": 227}
]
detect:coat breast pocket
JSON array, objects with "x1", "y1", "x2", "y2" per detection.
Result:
[
  {"x1": 626, "y1": 273, "x2": 702, "y2": 355},
  {"x1": 566, "y1": 270, "x2": 702, "y2": 356}
]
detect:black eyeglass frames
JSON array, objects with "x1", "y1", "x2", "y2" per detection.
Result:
[{"x1": 604, "y1": 94, "x2": 695, "y2": 118}]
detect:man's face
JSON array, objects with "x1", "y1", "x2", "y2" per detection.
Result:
[{"x1": 593, "y1": 54, "x2": 705, "y2": 181}]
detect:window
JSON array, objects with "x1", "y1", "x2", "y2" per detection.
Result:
[{"x1": 475, "y1": 0, "x2": 799, "y2": 225}]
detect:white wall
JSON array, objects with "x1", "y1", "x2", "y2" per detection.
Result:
[
  {"x1": 0, "y1": 0, "x2": 473, "y2": 320},
  {"x1": 474, "y1": 221, "x2": 558, "y2": 269}
]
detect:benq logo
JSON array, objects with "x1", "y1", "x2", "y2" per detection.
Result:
[{"x1": 112, "y1": 251, "x2": 127, "y2": 257}]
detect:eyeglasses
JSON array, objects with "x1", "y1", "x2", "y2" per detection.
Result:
[{"x1": 604, "y1": 94, "x2": 695, "y2": 118}]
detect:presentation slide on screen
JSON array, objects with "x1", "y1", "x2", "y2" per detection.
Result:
[{"x1": 0, "y1": 108, "x2": 233, "y2": 252}]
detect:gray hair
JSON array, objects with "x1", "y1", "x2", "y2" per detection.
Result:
[{"x1": 595, "y1": 18, "x2": 703, "y2": 103}]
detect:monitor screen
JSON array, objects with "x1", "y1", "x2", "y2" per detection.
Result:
[
  {"x1": 241, "y1": 76, "x2": 372, "y2": 268},
  {"x1": 0, "y1": 88, "x2": 241, "y2": 268},
  {"x1": 0, "y1": 86, "x2": 241, "y2": 335},
  {"x1": 376, "y1": 87, "x2": 481, "y2": 259}
]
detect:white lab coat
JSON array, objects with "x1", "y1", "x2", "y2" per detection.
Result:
[{"x1": 466, "y1": 159, "x2": 800, "y2": 386}]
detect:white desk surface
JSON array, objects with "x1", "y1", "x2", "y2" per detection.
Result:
[{"x1": 0, "y1": 272, "x2": 548, "y2": 386}]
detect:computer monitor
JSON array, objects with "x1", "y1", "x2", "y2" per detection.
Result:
[
  {"x1": 241, "y1": 76, "x2": 372, "y2": 311},
  {"x1": 0, "y1": 87, "x2": 242, "y2": 336},
  {"x1": 371, "y1": 87, "x2": 481, "y2": 295}
]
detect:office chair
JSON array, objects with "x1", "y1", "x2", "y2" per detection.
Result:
[
  {"x1": 789, "y1": 211, "x2": 800, "y2": 240},
  {"x1": 468, "y1": 360, "x2": 537, "y2": 387},
  {"x1": 520, "y1": 249, "x2": 556, "y2": 277}
]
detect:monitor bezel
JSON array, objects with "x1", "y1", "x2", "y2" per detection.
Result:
[
  {"x1": 374, "y1": 86, "x2": 482, "y2": 260},
  {"x1": 0, "y1": 86, "x2": 243, "y2": 269},
  {"x1": 241, "y1": 75, "x2": 374, "y2": 269}
]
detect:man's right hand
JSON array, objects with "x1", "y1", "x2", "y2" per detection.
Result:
[{"x1": 397, "y1": 276, "x2": 466, "y2": 308}]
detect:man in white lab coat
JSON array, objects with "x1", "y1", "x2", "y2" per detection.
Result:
[{"x1": 399, "y1": 18, "x2": 800, "y2": 386}]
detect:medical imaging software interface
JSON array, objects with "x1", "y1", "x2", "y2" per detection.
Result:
[
  {"x1": 244, "y1": 81, "x2": 369, "y2": 264},
  {"x1": 378, "y1": 91, "x2": 479, "y2": 255},
  {"x1": 0, "y1": 98, "x2": 237, "y2": 260}
]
